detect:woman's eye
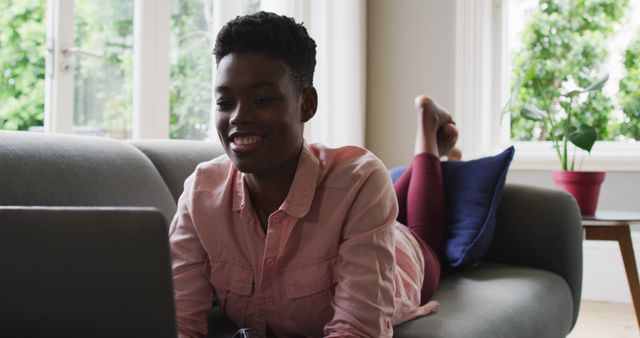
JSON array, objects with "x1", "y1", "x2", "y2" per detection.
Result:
[
  {"x1": 216, "y1": 99, "x2": 232, "y2": 110},
  {"x1": 254, "y1": 97, "x2": 276, "y2": 106}
]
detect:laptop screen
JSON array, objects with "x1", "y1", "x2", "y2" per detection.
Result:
[{"x1": 0, "y1": 206, "x2": 177, "y2": 338}]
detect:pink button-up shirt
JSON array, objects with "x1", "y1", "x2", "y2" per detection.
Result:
[{"x1": 170, "y1": 143, "x2": 437, "y2": 338}]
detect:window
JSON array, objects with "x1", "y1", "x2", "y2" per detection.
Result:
[
  {"x1": 0, "y1": 0, "x2": 46, "y2": 132},
  {"x1": 73, "y1": 0, "x2": 133, "y2": 139},
  {"x1": 169, "y1": 0, "x2": 214, "y2": 140},
  {"x1": 0, "y1": 0, "x2": 258, "y2": 140},
  {"x1": 1, "y1": 0, "x2": 365, "y2": 148},
  {"x1": 507, "y1": 0, "x2": 640, "y2": 143},
  {"x1": 506, "y1": 0, "x2": 640, "y2": 170},
  {"x1": 455, "y1": 0, "x2": 640, "y2": 170}
]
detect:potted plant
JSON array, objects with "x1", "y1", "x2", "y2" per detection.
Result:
[{"x1": 514, "y1": 74, "x2": 609, "y2": 216}]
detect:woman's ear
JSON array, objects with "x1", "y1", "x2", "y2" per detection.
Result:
[{"x1": 300, "y1": 87, "x2": 318, "y2": 123}]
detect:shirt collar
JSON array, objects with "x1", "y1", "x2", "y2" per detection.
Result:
[
  {"x1": 232, "y1": 169, "x2": 245, "y2": 212},
  {"x1": 231, "y1": 142, "x2": 320, "y2": 219},
  {"x1": 280, "y1": 142, "x2": 320, "y2": 218}
]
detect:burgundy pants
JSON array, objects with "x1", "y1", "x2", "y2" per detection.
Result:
[{"x1": 393, "y1": 153, "x2": 444, "y2": 304}]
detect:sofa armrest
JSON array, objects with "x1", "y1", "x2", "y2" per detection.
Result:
[{"x1": 484, "y1": 183, "x2": 583, "y2": 328}]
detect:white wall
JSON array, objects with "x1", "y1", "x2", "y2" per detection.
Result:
[
  {"x1": 366, "y1": 0, "x2": 456, "y2": 168},
  {"x1": 366, "y1": 0, "x2": 640, "y2": 304}
]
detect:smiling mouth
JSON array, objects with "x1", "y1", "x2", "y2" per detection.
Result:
[{"x1": 230, "y1": 135, "x2": 263, "y2": 153}]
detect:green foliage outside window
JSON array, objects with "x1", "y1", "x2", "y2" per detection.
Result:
[
  {"x1": 618, "y1": 32, "x2": 640, "y2": 140},
  {"x1": 169, "y1": 0, "x2": 214, "y2": 139},
  {"x1": 0, "y1": 0, "x2": 217, "y2": 139},
  {"x1": 0, "y1": 0, "x2": 45, "y2": 131},
  {"x1": 74, "y1": 0, "x2": 134, "y2": 139},
  {"x1": 510, "y1": 0, "x2": 632, "y2": 142}
]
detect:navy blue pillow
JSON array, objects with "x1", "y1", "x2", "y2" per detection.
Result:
[{"x1": 389, "y1": 146, "x2": 514, "y2": 268}]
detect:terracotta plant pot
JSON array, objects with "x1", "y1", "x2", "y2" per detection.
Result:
[{"x1": 552, "y1": 170, "x2": 606, "y2": 216}]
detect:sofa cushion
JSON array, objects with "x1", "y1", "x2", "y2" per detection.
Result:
[
  {"x1": 393, "y1": 263, "x2": 573, "y2": 338},
  {"x1": 389, "y1": 147, "x2": 515, "y2": 268},
  {"x1": 129, "y1": 139, "x2": 224, "y2": 201},
  {"x1": 441, "y1": 147, "x2": 514, "y2": 268},
  {"x1": 0, "y1": 131, "x2": 177, "y2": 223},
  {"x1": 203, "y1": 263, "x2": 573, "y2": 338}
]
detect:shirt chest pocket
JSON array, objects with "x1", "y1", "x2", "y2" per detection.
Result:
[{"x1": 206, "y1": 259, "x2": 254, "y2": 325}]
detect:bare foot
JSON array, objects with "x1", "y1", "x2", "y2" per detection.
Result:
[
  {"x1": 414, "y1": 95, "x2": 458, "y2": 157},
  {"x1": 444, "y1": 147, "x2": 462, "y2": 161},
  {"x1": 437, "y1": 123, "x2": 459, "y2": 158}
]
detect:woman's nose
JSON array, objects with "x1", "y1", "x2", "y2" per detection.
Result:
[{"x1": 229, "y1": 103, "x2": 252, "y2": 125}]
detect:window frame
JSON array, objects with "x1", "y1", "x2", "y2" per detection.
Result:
[{"x1": 45, "y1": 0, "x2": 74, "y2": 134}]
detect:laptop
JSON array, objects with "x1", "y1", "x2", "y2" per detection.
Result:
[{"x1": 0, "y1": 206, "x2": 177, "y2": 338}]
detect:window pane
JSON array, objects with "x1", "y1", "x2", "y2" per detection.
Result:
[
  {"x1": 170, "y1": 0, "x2": 214, "y2": 140},
  {"x1": 508, "y1": 0, "x2": 639, "y2": 142},
  {"x1": 0, "y1": 0, "x2": 46, "y2": 131},
  {"x1": 74, "y1": 0, "x2": 133, "y2": 139}
]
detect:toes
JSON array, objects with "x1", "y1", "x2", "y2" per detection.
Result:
[
  {"x1": 414, "y1": 95, "x2": 454, "y2": 128},
  {"x1": 438, "y1": 123, "x2": 458, "y2": 142},
  {"x1": 446, "y1": 148, "x2": 462, "y2": 161},
  {"x1": 414, "y1": 95, "x2": 435, "y2": 109},
  {"x1": 437, "y1": 123, "x2": 459, "y2": 155}
]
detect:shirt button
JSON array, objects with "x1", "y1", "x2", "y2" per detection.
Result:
[
  {"x1": 265, "y1": 298, "x2": 275, "y2": 306},
  {"x1": 272, "y1": 214, "x2": 283, "y2": 222},
  {"x1": 265, "y1": 258, "x2": 275, "y2": 265}
]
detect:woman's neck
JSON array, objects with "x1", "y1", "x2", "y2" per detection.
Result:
[{"x1": 244, "y1": 147, "x2": 301, "y2": 227}]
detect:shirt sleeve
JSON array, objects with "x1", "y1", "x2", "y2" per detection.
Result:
[
  {"x1": 323, "y1": 163, "x2": 398, "y2": 338},
  {"x1": 170, "y1": 174, "x2": 215, "y2": 338}
]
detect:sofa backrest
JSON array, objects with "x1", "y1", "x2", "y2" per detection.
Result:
[
  {"x1": 0, "y1": 131, "x2": 177, "y2": 223},
  {"x1": 128, "y1": 139, "x2": 224, "y2": 202}
]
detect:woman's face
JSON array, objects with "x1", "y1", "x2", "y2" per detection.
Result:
[{"x1": 214, "y1": 52, "x2": 311, "y2": 175}]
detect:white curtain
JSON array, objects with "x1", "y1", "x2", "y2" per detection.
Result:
[
  {"x1": 454, "y1": 0, "x2": 509, "y2": 157},
  {"x1": 261, "y1": 0, "x2": 367, "y2": 148}
]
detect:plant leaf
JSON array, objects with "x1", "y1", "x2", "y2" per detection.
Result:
[
  {"x1": 568, "y1": 124, "x2": 597, "y2": 152},
  {"x1": 565, "y1": 90, "x2": 581, "y2": 98},
  {"x1": 524, "y1": 60, "x2": 537, "y2": 82},
  {"x1": 583, "y1": 74, "x2": 609, "y2": 92},
  {"x1": 521, "y1": 104, "x2": 547, "y2": 121}
]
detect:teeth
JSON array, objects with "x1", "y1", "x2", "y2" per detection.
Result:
[{"x1": 233, "y1": 136, "x2": 261, "y2": 145}]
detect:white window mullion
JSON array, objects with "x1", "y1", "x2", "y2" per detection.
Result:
[
  {"x1": 493, "y1": 0, "x2": 511, "y2": 146},
  {"x1": 133, "y1": 0, "x2": 170, "y2": 139},
  {"x1": 44, "y1": 0, "x2": 74, "y2": 134}
]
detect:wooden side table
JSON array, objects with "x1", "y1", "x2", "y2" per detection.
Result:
[{"x1": 583, "y1": 211, "x2": 640, "y2": 328}]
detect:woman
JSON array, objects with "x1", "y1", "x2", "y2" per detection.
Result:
[{"x1": 170, "y1": 11, "x2": 458, "y2": 338}]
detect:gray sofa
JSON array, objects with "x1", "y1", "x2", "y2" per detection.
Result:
[{"x1": 0, "y1": 131, "x2": 583, "y2": 338}]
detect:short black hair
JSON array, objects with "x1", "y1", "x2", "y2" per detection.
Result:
[{"x1": 213, "y1": 11, "x2": 317, "y2": 92}]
